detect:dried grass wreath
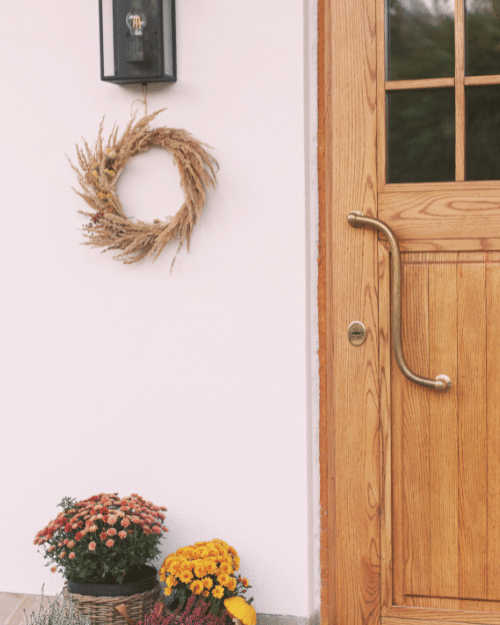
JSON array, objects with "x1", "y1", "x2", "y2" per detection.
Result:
[{"x1": 70, "y1": 109, "x2": 218, "y2": 266}]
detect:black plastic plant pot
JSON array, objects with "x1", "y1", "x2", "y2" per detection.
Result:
[{"x1": 66, "y1": 565, "x2": 158, "y2": 597}]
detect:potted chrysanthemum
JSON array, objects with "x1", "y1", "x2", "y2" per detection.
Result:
[
  {"x1": 149, "y1": 539, "x2": 255, "y2": 625},
  {"x1": 34, "y1": 493, "x2": 168, "y2": 625}
]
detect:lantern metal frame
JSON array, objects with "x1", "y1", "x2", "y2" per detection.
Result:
[{"x1": 99, "y1": 0, "x2": 177, "y2": 85}]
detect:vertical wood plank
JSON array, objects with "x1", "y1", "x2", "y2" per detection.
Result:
[
  {"x1": 455, "y1": 0, "x2": 465, "y2": 180},
  {"x1": 457, "y1": 258, "x2": 487, "y2": 601},
  {"x1": 325, "y1": 0, "x2": 379, "y2": 622},
  {"x1": 487, "y1": 259, "x2": 500, "y2": 599},
  {"x1": 376, "y1": 0, "x2": 386, "y2": 191},
  {"x1": 380, "y1": 246, "x2": 392, "y2": 614},
  {"x1": 428, "y1": 254, "x2": 459, "y2": 599},
  {"x1": 392, "y1": 329, "x2": 405, "y2": 606},
  {"x1": 317, "y1": 0, "x2": 329, "y2": 621},
  {"x1": 401, "y1": 261, "x2": 431, "y2": 599}
]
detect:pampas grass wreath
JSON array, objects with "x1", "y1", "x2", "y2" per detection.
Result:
[{"x1": 70, "y1": 109, "x2": 218, "y2": 266}]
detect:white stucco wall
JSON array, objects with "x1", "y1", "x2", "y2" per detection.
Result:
[{"x1": 0, "y1": 0, "x2": 319, "y2": 618}]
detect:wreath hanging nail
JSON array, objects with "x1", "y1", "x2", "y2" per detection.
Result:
[{"x1": 70, "y1": 109, "x2": 218, "y2": 266}]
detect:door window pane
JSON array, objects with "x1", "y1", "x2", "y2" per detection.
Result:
[
  {"x1": 388, "y1": 0, "x2": 455, "y2": 80},
  {"x1": 387, "y1": 89, "x2": 455, "y2": 183},
  {"x1": 466, "y1": 0, "x2": 500, "y2": 76},
  {"x1": 466, "y1": 85, "x2": 500, "y2": 179}
]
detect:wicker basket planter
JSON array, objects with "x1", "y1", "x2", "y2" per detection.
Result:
[
  {"x1": 65, "y1": 583, "x2": 160, "y2": 625},
  {"x1": 64, "y1": 566, "x2": 160, "y2": 625}
]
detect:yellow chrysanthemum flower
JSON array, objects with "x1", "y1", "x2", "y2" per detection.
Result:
[
  {"x1": 170, "y1": 557, "x2": 189, "y2": 576},
  {"x1": 190, "y1": 580, "x2": 204, "y2": 595},
  {"x1": 219, "y1": 561, "x2": 233, "y2": 575},
  {"x1": 217, "y1": 573, "x2": 231, "y2": 588},
  {"x1": 160, "y1": 541, "x2": 245, "y2": 601},
  {"x1": 194, "y1": 560, "x2": 206, "y2": 578},
  {"x1": 207, "y1": 545, "x2": 219, "y2": 558}
]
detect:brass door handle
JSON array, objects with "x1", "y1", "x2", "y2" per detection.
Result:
[{"x1": 347, "y1": 211, "x2": 451, "y2": 393}]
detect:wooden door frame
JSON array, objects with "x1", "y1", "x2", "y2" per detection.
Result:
[{"x1": 318, "y1": 0, "x2": 381, "y2": 623}]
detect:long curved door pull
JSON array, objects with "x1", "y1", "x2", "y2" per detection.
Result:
[{"x1": 347, "y1": 211, "x2": 452, "y2": 393}]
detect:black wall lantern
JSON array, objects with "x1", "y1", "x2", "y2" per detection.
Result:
[{"x1": 99, "y1": 0, "x2": 176, "y2": 84}]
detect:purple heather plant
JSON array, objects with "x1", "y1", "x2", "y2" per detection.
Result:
[{"x1": 138, "y1": 597, "x2": 231, "y2": 625}]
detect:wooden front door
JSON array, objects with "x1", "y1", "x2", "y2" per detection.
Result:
[{"x1": 321, "y1": 0, "x2": 500, "y2": 624}]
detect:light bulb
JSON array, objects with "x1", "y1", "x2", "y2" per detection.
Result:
[
  {"x1": 126, "y1": 12, "x2": 147, "y2": 36},
  {"x1": 126, "y1": 11, "x2": 147, "y2": 63}
]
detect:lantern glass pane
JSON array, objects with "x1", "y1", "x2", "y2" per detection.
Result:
[
  {"x1": 163, "y1": 2, "x2": 175, "y2": 77},
  {"x1": 101, "y1": 0, "x2": 115, "y2": 77}
]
